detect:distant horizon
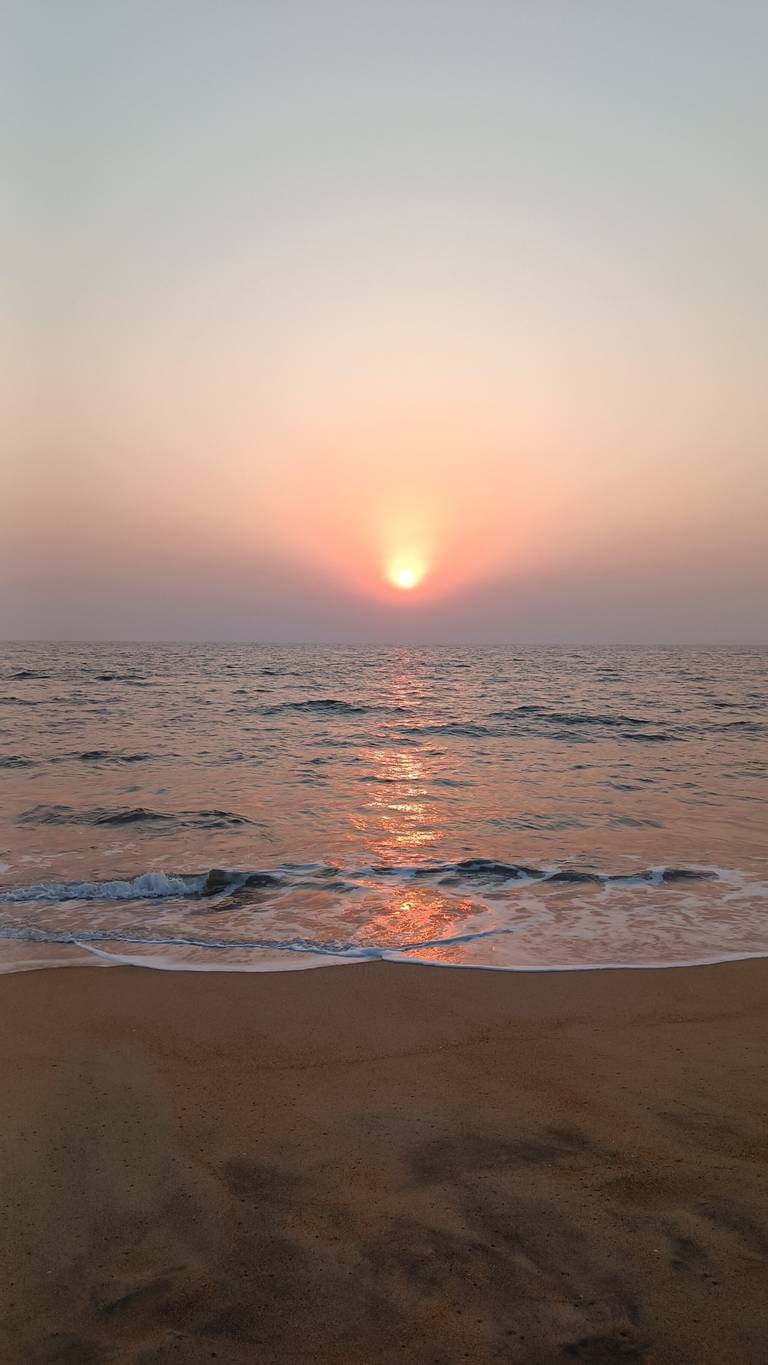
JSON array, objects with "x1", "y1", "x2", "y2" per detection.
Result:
[{"x1": 3, "y1": 637, "x2": 766, "y2": 651}]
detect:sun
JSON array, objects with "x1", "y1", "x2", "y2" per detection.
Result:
[
  {"x1": 386, "y1": 556, "x2": 426, "y2": 591},
  {"x1": 393, "y1": 566, "x2": 418, "y2": 590}
]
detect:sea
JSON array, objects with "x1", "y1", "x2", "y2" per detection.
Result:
[{"x1": 0, "y1": 642, "x2": 766, "y2": 974}]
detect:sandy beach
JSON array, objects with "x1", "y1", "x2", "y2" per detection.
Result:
[{"x1": 1, "y1": 960, "x2": 767, "y2": 1364}]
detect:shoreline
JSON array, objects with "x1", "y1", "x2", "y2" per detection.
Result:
[
  {"x1": 5, "y1": 942, "x2": 768, "y2": 976},
  {"x1": 2, "y1": 958, "x2": 768, "y2": 1362},
  {"x1": 4, "y1": 859, "x2": 767, "y2": 980}
]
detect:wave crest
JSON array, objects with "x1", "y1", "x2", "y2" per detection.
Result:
[
  {"x1": 17, "y1": 805, "x2": 253, "y2": 829},
  {"x1": 0, "y1": 859, "x2": 722, "y2": 904}
]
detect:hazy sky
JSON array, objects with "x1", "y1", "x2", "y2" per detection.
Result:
[{"x1": 3, "y1": 1, "x2": 767, "y2": 642}]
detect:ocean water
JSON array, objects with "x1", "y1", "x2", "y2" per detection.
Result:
[{"x1": 0, "y1": 642, "x2": 766, "y2": 974}]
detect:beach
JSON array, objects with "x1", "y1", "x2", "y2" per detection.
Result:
[
  {"x1": 2, "y1": 960, "x2": 767, "y2": 1364},
  {"x1": 4, "y1": 0, "x2": 767, "y2": 1354}
]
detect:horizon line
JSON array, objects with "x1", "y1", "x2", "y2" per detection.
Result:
[{"x1": 2, "y1": 638, "x2": 766, "y2": 651}]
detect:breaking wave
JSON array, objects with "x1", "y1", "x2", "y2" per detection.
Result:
[
  {"x1": 0, "y1": 859, "x2": 725, "y2": 904},
  {"x1": 1, "y1": 858, "x2": 765, "y2": 975}
]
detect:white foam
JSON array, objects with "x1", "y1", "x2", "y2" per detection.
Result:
[
  {"x1": 4, "y1": 938, "x2": 768, "y2": 977},
  {"x1": 75, "y1": 941, "x2": 355, "y2": 972},
  {"x1": 0, "y1": 872, "x2": 203, "y2": 903}
]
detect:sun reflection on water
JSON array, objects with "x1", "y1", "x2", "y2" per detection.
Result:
[
  {"x1": 352, "y1": 746, "x2": 439, "y2": 859},
  {"x1": 346, "y1": 714, "x2": 487, "y2": 956},
  {"x1": 353, "y1": 883, "x2": 479, "y2": 955}
]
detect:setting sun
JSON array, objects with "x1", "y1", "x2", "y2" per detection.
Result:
[{"x1": 387, "y1": 557, "x2": 426, "y2": 591}]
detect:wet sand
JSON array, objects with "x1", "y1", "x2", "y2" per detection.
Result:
[{"x1": 1, "y1": 960, "x2": 767, "y2": 1364}]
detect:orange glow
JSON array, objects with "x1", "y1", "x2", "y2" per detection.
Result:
[{"x1": 387, "y1": 555, "x2": 426, "y2": 591}]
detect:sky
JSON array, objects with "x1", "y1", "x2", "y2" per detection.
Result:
[{"x1": 2, "y1": 0, "x2": 767, "y2": 643}]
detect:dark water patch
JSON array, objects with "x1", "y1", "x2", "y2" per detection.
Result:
[
  {"x1": 8, "y1": 668, "x2": 49, "y2": 680},
  {"x1": 456, "y1": 858, "x2": 542, "y2": 880},
  {"x1": 297, "y1": 769, "x2": 328, "y2": 786},
  {"x1": 17, "y1": 804, "x2": 253, "y2": 830},
  {"x1": 61, "y1": 749, "x2": 155, "y2": 764},
  {"x1": 18, "y1": 804, "x2": 173, "y2": 827},
  {"x1": 547, "y1": 869, "x2": 605, "y2": 884},
  {"x1": 362, "y1": 860, "x2": 722, "y2": 888},
  {"x1": 401, "y1": 711, "x2": 685, "y2": 743},
  {"x1": 494, "y1": 707, "x2": 652, "y2": 728},
  {"x1": 620, "y1": 731, "x2": 676, "y2": 743},
  {"x1": 0, "y1": 696, "x2": 39, "y2": 706},
  {"x1": 489, "y1": 814, "x2": 590, "y2": 833},
  {"x1": 710, "y1": 719, "x2": 767, "y2": 735},
  {"x1": 198, "y1": 749, "x2": 247, "y2": 765},
  {"x1": 400, "y1": 721, "x2": 496, "y2": 739},
  {"x1": 172, "y1": 808, "x2": 256, "y2": 830},
  {"x1": 660, "y1": 867, "x2": 718, "y2": 883},
  {"x1": 301, "y1": 735, "x2": 357, "y2": 751},
  {"x1": 0, "y1": 755, "x2": 35, "y2": 768},
  {"x1": 202, "y1": 867, "x2": 281, "y2": 895},
  {"x1": 261, "y1": 698, "x2": 371, "y2": 717},
  {"x1": 258, "y1": 666, "x2": 312, "y2": 678},
  {"x1": 92, "y1": 672, "x2": 148, "y2": 684},
  {"x1": 611, "y1": 815, "x2": 665, "y2": 829}
]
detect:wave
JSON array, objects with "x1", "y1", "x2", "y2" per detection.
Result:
[
  {"x1": 260, "y1": 698, "x2": 371, "y2": 716},
  {"x1": 710, "y1": 719, "x2": 768, "y2": 735},
  {"x1": 620, "y1": 731, "x2": 676, "y2": 742},
  {"x1": 68, "y1": 750, "x2": 154, "y2": 764},
  {"x1": 0, "y1": 872, "x2": 204, "y2": 902},
  {"x1": 0, "y1": 860, "x2": 721, "y2": 905},
  {"x1": 17, "y1": 805, "x2": 253, "y2": 829},
  {"x1": 93, "y1": 672, "x2": 148, "y2": 684},
  {"x1": 492, "y1": 707, "x2": 653, "y2": 727},
  {"x1": 402, "y1": 721, "x2": 496, "y2": 739},
  {"x1": 1, "y1": 751, "x2": 154, "y2": 769},
  {"x1": 1, "y1": 859, "x2": 762, "y2": 976},
  {"x1": 4, "y1": 925, "x2": 768, "y2": 976},
  {"x1": 0, "y1": 921, "x2": 510, "y2": 960},
  {"x1": 398, "y1": 712, "x2": 681, "y2": 742}
]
